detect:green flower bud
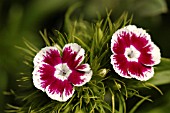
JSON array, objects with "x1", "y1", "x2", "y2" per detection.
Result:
[{"x1": 98, "y1": 68, "x2": 109, "y2": 77}]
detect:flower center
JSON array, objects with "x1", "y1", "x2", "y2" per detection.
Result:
[
  {"x1": 54, "y1": 63, "x2": 72, "y2": 80},
  {"x1": 124, "y1": 45, "x2": 140, "y2": 62}
]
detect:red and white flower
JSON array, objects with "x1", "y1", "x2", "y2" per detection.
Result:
[
  {"x1": 32, "y1": 43, "x2": 92, "y2": 102},
  {"x1": 111, "y1": 25, "x2": 161, "y2": 81}
]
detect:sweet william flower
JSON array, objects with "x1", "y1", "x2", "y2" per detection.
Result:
[
  {"x1": 111, "y1": 25, "x2": 161, "y2": 81},
  {"x1": 32, "y1": 43, "x2": 92, "y2": 102}
]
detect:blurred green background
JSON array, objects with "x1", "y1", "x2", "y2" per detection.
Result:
[{"x1": 0, "y1": 0, "x2": 170, "y2": 112}]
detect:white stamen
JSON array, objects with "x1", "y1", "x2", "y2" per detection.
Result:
[
  {"x1": 54, "y1": 63, "x2": 72, "y2": 81},
  {"x1": 124, "y1": 45, "x2": 141, "y2": 62}
]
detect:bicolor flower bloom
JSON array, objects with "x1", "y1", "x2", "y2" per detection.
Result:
[
  {"x1": 111, "y1": 25, "x2": 161, "y2": 81},
  {"x1": 32, "y1": 43, "x2": 92, "y2": 102}
]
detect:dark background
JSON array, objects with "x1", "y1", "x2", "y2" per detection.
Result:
[{"x1": 0, "y1": 0, "x2": 170, "y2": 112}]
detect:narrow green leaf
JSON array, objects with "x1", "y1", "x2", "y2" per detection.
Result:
[
  {"x1": 129, "y1": 96, "x2": 151, "y2": 113},
  {"x1": 39, "y1": 29, "x2": 51, "y2": 46},
  {"x1": 144, "y1": 82, "x2": 163, "y2": 95},
  {"x1": 54, "y1": 30, "x2": 68, "y2": 45},
  {"x1": 73, "y1": 36, "x2": 90, "y2": 51},
  {"x1": 62, "y1": 94, "x2": 75, "y2": 110},
  {"x1": 109, "y1": 88, "x2": 115, "y2": 113},
  {"x1": 22, "y1": 90, "x2": 39, "y2": 101},
  {"x1": 89, "y1": 103, "x2": 96, "y2": 113},
  {"x1": 133, "y1": 92, "x2": 153, "y2": 102},
  {"x1": 6, "y1": 104, "x2": 21, "y2": 110},
  {"x1": 106, "y1": 10, "x2": 113, "y2": 33},
  {"x1": 120, "y1": 93, "x2": 126, "y2": 113},
  {"x1": 117, "y1": 93, "x2": 123, "y2": 113},
  {"x1": 23, "y1": 38, "x2": 39, "y2": 53},
  {"x1": 15, "y1": 46, "x2": 35, "y2": 56},
  {"x1": 90, "y1": 39, "x2": 95, "y2": 64},
  {"x1": 72, "y1": 102, "x2": 80, "y2": 111},
  {"x1": 100, "y1": 101, "x2": 112, "y2": 112}
]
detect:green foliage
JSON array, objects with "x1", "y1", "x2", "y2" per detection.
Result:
[
  {"x1": 1, "y1": 0, "x2": 170, "y2": 113},
  {"x1": 148, "y1": 58, "x2": 170, "y2": 85},
  {"x1": 4, "y1": 7, "x2": 170, "y2": 113}
]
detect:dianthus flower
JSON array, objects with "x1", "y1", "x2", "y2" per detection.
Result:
[
  {"x1": 32, "y1": 43, "x2": 92, "y2": 102},
  {"x1": 111, "y1": 25, "x2": 161, "y2": 81}
]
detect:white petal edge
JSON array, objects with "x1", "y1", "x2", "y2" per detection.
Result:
[
  {"x1": 75, "y1": 48, "x2": 85, "y2": 64},
  {"x1": 32, "y1": 63, "x2": 48, "y2": 92},
  {"x1": 63, "y1": 43, "x2": 85, "y2": 65},
  {"x1": 45, "y1": 85, "x2": 75, "y2": 102},
  {"x1": 63, "y1": 43, "x2": 81, "y2": 53},
  {"x1": 150, "y1": 43, "x2": 161, "y2": 65},
  {"x1": 33, "y1": 46, "x2": 60, "y2": 67},
  {"x1": 76, "y1": 64, "x2": 91, "y2": 72},
  {"x1": 128, "y1": 67, "x2": 154, "y2": 81},
  {"x1": 111, "y1": 25, "x2": 133, "y2": 53},
  {"x1": 74, "y1": 70, "x2": 93, "y2": 87},
  {"x1": 111, "y1": 25, "x2": 152, "y2": 53},
  {"x1": 124, "y1": 25, "x2": 149, "y2": 39},
  {"x1": 110, "y1": 55, "x2": 132, "y2": 79}
]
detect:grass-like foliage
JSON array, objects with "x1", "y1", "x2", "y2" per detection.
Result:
[{"x1": 5, "y1": 8, "x2": 168, "y2": 113}]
